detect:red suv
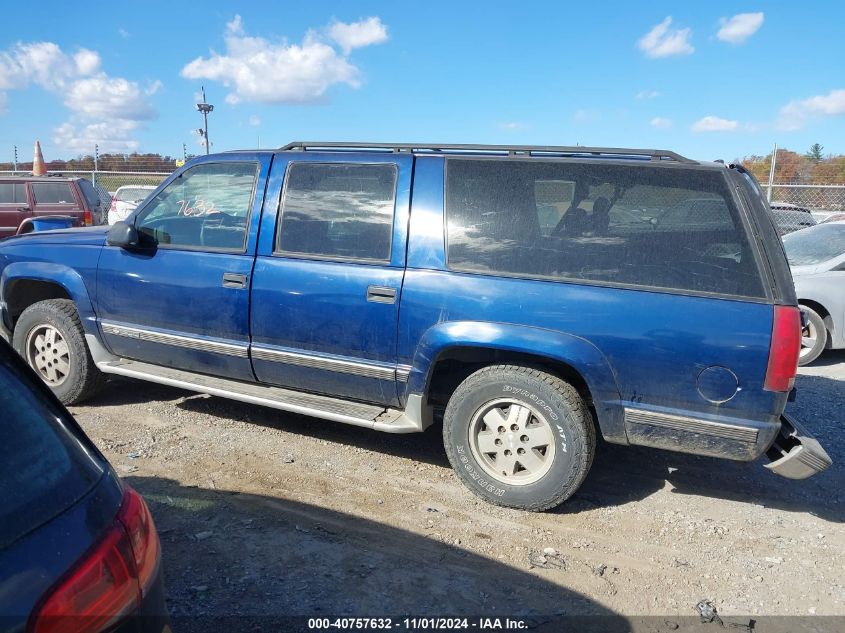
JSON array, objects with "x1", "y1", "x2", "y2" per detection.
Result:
[{"x1": 0, "y1": 176, "x2": 108, "y2": 237}]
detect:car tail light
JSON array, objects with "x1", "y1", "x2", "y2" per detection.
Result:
[
  {"x1": 764, "y1": 305, "x2": 801, "y2": 392},
  {"x1": 82, "y1": 209, "x2": 93, "y2": 226},
  {"x1": 28, "y1": 486, "x2": 160, "y2": 633}
]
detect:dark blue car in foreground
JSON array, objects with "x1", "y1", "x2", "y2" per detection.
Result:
[
  {"x1": 0, "y1": 338, "x2": 169, "y2": 633},
  {"x1": 0, "y1": 142, "x2": 831, "y2": 511}
]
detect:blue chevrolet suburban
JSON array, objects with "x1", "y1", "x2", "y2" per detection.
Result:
[{"x1": 0, "y1": 142, "x2": 831, "y2": 511}]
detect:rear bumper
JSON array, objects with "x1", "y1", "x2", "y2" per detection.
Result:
[{"x1": 764, "y1": 413, "x2": 832, "y2": 479}]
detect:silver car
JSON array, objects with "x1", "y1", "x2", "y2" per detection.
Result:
[{"x1": 783, "y1": 221, "x2": 845, "y2": 365}]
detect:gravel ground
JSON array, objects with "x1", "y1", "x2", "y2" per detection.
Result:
[{"x1": 67, "y1": 351, "x2": 845, "y2": 628}]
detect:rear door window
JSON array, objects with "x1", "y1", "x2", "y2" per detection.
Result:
[
  {"x1": 32, "y1": 182, "x2": 77, "y2": 205},
  {"x1": 277, "y1": 162, "x2": 397, "y2": 262},
  {"x1": 0, "y1": 357, "x2": 104, "y2": 549},
  {"x1": 445, "y1": 159, "x2": 765, "y2": 298}
]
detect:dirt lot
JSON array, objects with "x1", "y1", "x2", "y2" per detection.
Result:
[{"x1": 68, "y1": 352, "x2": 845, "y2": 629}]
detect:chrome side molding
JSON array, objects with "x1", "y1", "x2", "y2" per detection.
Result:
[{"x1": 101, "y1": 321, "x2": 249, "y2": 358}]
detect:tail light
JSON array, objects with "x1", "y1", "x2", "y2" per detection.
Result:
[
  {"x1": 764, "y1": 305, "x2": 801, "y2": 392},
  {"x1": 28, "y1": 486, "x2": 161, "y2": 633},
  {"x1": 82, "y1": 209, "x2": 93, "y2": 226},
  {"x1": 110, "y1": 199, "x2": 117, "y2": 212}
]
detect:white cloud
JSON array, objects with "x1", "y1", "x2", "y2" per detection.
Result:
[
  {"x1": 54, "y1": 120, "x2": 141, "y2": 154},
  {"x1": 638, "y1": 17, "x2": 694, "y2": 58},
  {"x1": 649, "y1": 117, "x2": 672, "y2": 129},
  {"x1": 64, "y1": 75, "x2": 156, "y2": 121},
  {"x1": 691, "y1": 115, "x2": 739, "y2": 132},
  {"x1": 146, "y1": 80, "x2": 163, "y2": 96},
  {"x1": 636, "y1": 90, "x2": 660, "y2": 100},
  {"x1": 778, "y1": 89, "x2": 845, "y2": 131},
  {"x1": 717, "y1": 13, "x2": 764, "y2": 44},
  {"x1": 182, "y1": 15, "x2": 388, "y2": 105},
  {"x1": 248, "y1": 115, "x2": 261, "y2": 126},
  {"x1": 327, "y1": 17, "x2": 388, "y2": 55},
  {"x1": 118, "y1": 28, "x2": 130, "y2": 39},
  {"x1": 498, "y1": 121, "x2": 525, "y2": 130},
  {"x1": 0, "y1": 40, "x2": 158, "y2": 153}
]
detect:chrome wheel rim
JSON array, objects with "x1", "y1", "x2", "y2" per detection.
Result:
[
  {"x1": 800, "y1": 320, "x2": 819, "y2": 359},
  {"x1": 25, "y1": 324, "x2": 71, "y2": 386},
  {"x1": 468, "y1": 399, "x2": 556, "y2": 486}
]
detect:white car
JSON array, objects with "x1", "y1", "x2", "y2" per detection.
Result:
[{"x1": 108, "y1": 185, "x2": 156, "y2": 225}]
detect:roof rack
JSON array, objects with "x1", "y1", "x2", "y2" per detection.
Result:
[{"x1": 278, "y1": 141, "x2": 696, "y2": 163}]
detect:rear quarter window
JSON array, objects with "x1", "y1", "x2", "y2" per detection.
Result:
[
  {"x1": 0, "y1": 358, "x2": 104, "y2": 549},
  {"x1": 445, "y1": 159, "x2": 766, "y2": 298}
]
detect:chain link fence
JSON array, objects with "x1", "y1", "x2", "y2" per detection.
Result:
[
  {"x1": 760, "y1": 184, "x2": 845, "y2": 214},
  {"x1": 0, "y1": 170, "x2": 171, "y2": 195}
]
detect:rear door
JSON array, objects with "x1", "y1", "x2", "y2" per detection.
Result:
[
  {"x1": 249, "y1": 152, "x2": 412, "y2": 406},
  {"x1": 0, "y1": 181, "x2": 31, "y2": 237}
]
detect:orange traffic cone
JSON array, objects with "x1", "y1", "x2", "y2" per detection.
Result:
[{"x1": 32, "y1": 140, "x2": 46, "y2": 176}]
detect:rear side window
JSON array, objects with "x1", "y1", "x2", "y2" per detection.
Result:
[
  {"x1": 0, "y1": 183, "x2": 27, "y2": 204},
  {"x1": 0, "y1": 359, "x2": 104, "y2": 549},
  {"x1": 77, "y1": 179, "x2": 100, "y2": 208},
  {"x1": 278, "y1": 163, "x2": 397, "y2": 262},
  {"x1": 445, "y1": 159, "x2": 765, "y2": 298},
  {"x1": 32, "y1": 182, "x2": 76, "y2": 204}
]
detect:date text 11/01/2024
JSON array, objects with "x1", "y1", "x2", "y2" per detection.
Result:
[{"x1": 307, "y1": 617, "x2": 530, "y2": 630}]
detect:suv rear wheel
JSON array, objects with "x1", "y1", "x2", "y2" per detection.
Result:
[
  {"x1": 442, "y1": 365, "x2": 595, "y2": 511},
  {"x1": 13, "y1": 299, "x2": 105, "y2": 404}
]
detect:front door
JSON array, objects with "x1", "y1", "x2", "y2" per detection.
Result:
[
  {"x1": 96, "y1": 155, "x2": 270, "y2": 381},
  {"x1": 249, "y1": 153, "x2": 412, "y2": 406}
]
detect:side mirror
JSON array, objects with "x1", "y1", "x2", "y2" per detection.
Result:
[{"x1": 107, "y1": 221, "x2": 141, "y2": 249}]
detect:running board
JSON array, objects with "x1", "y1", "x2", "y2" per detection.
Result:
[{"x1": 95, "y1": 358, "x2": 426, "y2": 433}]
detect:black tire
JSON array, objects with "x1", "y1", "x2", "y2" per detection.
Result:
[
  {"x1": 798, "y1": 306, "x2": 827, "y2": 367},
  {"x1": 442, "y1": 365, "x2": 595, "y2": 511},
  {"x1": 12, "y1": 299, "x2": 106, "y2": 404}
]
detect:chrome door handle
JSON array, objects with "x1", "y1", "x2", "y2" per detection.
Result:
[
  {"x1": 222, "y1": 273, "x2": 248, "y2": 289},
  {"x1": 366, "y1": 285, "x2": 397, "y2": 304}
]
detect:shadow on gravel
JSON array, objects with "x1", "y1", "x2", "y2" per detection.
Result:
[
  {"x1": 127, "y1": 475, "x2": 625, "y2": 632},
  {"x1": 89, "y1": 377, "x2": 452, "y2": 467},
  {"x1": 96, "y1": 374, "x2": 842, "y2": 522},
  {"x1": 562, "y1": 372, "x2": 843, "y2": 522}
]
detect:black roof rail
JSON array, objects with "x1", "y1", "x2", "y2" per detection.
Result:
[{"x1": 278, "y1": 141, "x2": 696, "y2": 163}]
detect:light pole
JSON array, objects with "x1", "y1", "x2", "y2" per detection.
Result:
[{"x1": 196, "y1": 86, "x2": 214, "y2": 155}]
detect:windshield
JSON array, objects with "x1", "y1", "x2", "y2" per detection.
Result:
[{"x1": 783, "y1": 223, "x2": 845, "y2": 265}]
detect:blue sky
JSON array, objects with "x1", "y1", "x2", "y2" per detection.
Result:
[{"x1": 1, "y1": 1, "x2": 843, "y2": 162}]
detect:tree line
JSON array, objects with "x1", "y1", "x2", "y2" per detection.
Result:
[
  {"x1": 0, "y1": 152, "x2": 182, "y2": 172},
  {"x1": 739, "y1": 144, "x2": 845, "y2": 185}
]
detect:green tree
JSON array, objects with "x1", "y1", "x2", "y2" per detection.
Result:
[{"x1": 805, "y1": 143, "x2": 824, "y2": 162}]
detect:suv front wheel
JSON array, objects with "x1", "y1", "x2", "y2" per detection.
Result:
[
  {"x1": 13, "y1": 299, "x2": 106, "y2": 405},
  {"x1": 442, "y1": 365, "x2": 595, "y2": 511}
]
